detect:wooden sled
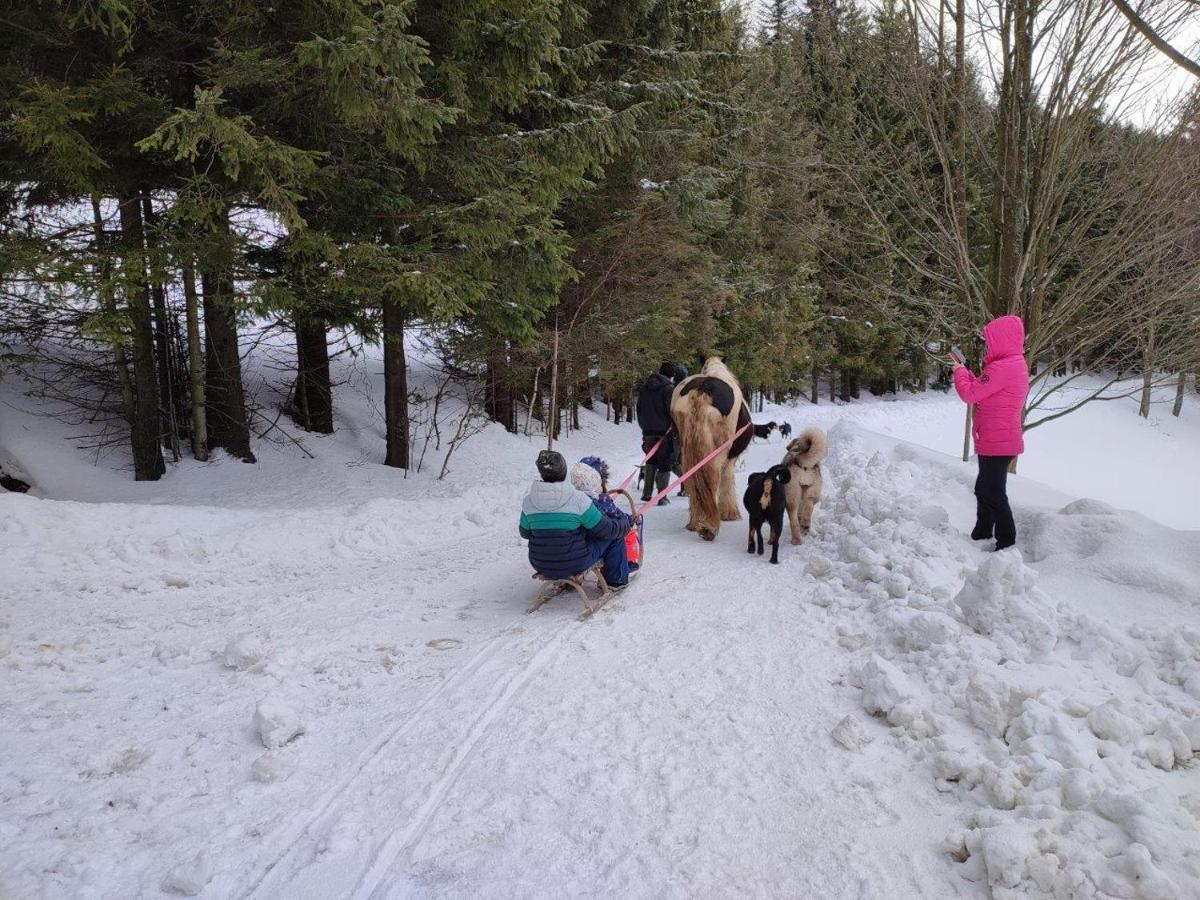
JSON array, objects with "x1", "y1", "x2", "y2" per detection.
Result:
[
  {"x1": 528, "y1": 565, "x2": 614, "y2": 620},
  {"x1": 526, "y1": 489, "x2": 640, "y2": 621}
]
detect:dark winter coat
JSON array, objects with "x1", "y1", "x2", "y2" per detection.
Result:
[
  {"x1": 636, "y1": 373, "x2": 675, "y2": 436},
  {"x1": 519, "y1": 481, "x2": 628, "y2": 579}
]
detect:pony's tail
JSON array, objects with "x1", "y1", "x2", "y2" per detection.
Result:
[{"x1": 682, "y1": 391, "x2": 727, "y2": 536}]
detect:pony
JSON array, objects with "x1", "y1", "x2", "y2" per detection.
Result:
[{"x1": 670, "y1": 357, "x2": 752, "y2": 541}]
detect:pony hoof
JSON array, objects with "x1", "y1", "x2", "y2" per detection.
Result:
[
  {"x1": 699, "y1": 527, "x2": 716, "y2": 542},
  {"x1": 721, "y1": 512, "x2": 742, "y2": 522}
]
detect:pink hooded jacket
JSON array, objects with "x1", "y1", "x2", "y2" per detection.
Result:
[{"x1": 953, "y1": 315, "x2": 1029, "y2": 457}]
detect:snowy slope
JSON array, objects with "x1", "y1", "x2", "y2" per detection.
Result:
[{"x1": 2, "y1": 348, "x2": 1198, "y2": 899}]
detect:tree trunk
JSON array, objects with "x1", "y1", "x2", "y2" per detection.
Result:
[
  {"x1": 989, "y1": 0, "x2": 1032, "y2": 319},
  {"x1": 294, "y1": 319, "x2": 334, "y2": 434},
  {"x1": 1139, "y1": 320, "x2": 1155, "y2": 419},
  {"x1": 382, "y1": 298, "x2": 409, "y2": 468},
  {"x1": 116, "y1": 192, "x2": 166, "y2": 481},
  {"x1": 91, "y1": 198, "x2": 136, "y2": 428},
  {"x1": 811, "y1": 365, "x2": 819, "y2": 404},
  {"x1": 1171, "y1": 372, "x2": 1184, "y2": 416},
  {"x1": 849, "y1": 373, "x2": 860, "y2": 400},
  {"x1": 839, "y1": 370, "x2": 851, "y2": 403},
  {"x1": 201, "y1": 217, "x2": 255, "y2": 462},
  {"x1": 485, "y1": 344, "x2": 516, "y2": 432},
  {"x1": 181, "y1": 261, "x2": 208, "y2": 461},
  {"x1": 962, "y1": 404, "x2": 973, "y2": 462},
  {"x1": 141, "y1": 195, "x2": 181, "y2": 461},
  {"x1": 547, "y1": 327, "x2": 560, "y2": 451},
  {"x1": 830, "y1": 370, "x2": 837, "y2": 403}
]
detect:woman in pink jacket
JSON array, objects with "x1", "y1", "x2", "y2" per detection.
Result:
[{"x1": 952, "y1": 315, "x2": 1029, "y2": 551}]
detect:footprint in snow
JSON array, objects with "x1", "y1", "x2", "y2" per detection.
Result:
[{"x1": 426, "y1": 638, "x2": 463, "y2": 651}]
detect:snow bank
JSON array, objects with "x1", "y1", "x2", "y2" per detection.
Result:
[{"x1": 809, "y1": 425, "x2": 1200, "y2": 899}]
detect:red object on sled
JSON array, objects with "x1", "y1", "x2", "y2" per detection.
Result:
[{"x1": 625, "y1": 528, "x2": 641, "y2": 566}]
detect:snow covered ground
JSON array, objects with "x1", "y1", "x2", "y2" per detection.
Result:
[{"x1": 2, "y1": 345, "x2": 1198, "y2": 899}]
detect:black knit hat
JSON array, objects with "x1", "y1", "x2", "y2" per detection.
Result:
[
  {"x1": 659, "y1": 361, "x2": 675, "y2": 378},
  {"x1": 536, "y1": 450, "x2": 568, "y2": 482}
]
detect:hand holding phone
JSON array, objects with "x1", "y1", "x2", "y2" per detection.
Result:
[{"x1": 949, "y1": 346, "x2": 966, "y2": 366}]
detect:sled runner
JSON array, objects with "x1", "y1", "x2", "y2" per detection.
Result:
[{"x1": 527, "y1": 489, "x2": 641, "y2": 620}]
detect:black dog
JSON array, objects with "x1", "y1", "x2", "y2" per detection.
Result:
[
  {"x1": 743, "y1": 465, "x2": 791, "y2": 564},
  {"x1": 778, "y1": 423, "x2": 792, "y2": 439},
  {"x1": 752, "y1": 420, "x2": 777, "y2": 439}
]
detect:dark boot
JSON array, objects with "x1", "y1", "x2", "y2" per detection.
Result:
[
  {"x1": 655, "y1": 470, "x2": 671, "y2": 506},
  {"x1": 641, "y1": 464, "x2": 657, "y2": 502},
  {"x1": 970, "y1": 498, "x2": 994, "y2": 541}
]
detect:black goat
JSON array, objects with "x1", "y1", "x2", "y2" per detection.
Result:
[
  {"x1": 752, "y1": 420, "x2": 778, "y2": 440},
  {"x1": 743, "y1": 464, "x2": 791, "y2": 564}
]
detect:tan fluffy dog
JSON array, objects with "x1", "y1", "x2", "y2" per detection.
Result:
[
  {"x1": 782, "y1": 426, "x2": 827, "y2": 544},
  {"x1": 671, "y1": 357, "x2": 752, "y2": 541}
]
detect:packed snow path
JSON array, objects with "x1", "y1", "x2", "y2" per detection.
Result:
[{"x1": 4, "y1": 411, "x2": 1199, "y2": 898}]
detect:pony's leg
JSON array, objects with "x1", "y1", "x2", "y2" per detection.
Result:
[
  {"x1": 696, "y1": 465, "x2": 721, "y2": 541},
  {"x1": 718, "y1": 460, "x2": 741, "y2": 522}
]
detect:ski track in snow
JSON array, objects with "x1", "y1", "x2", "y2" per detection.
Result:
[
  {"x1": 3, "y1": 360, "x2": 1199, "y2": 899},
  {"x1": 242, "y1": 613, "x2": 579, "y2": 900}
]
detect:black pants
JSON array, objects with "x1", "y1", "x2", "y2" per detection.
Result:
[{"x1": 974, "y1": 456, "x2": 1016, "y2": 549}]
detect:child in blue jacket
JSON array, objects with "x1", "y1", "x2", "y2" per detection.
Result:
[
  {"x1": 520, "y1": 451, "x2": 630, "y2": 587},
  {"x1": 570, "y1": 456, "x2": 640, "y2": 574}
]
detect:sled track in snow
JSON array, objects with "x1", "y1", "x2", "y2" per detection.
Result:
[
  {"x1": 240, "y1": 612, "x2": 584, "y2": 899},
  {"x1": 356, "y1": 622, "x2": 579, "y2": 898}
]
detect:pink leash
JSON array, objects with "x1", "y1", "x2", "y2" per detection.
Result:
[
  {"x1": 613, "y1": 429, "x2": 671, "y2": 495},
  {"x1": 635, "y1": 422, "x2": 751, "y2": 517}
]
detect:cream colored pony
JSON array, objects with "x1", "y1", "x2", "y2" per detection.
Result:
[{"x1": 670, "y1": 357, "x2": 752, "y2": 541}]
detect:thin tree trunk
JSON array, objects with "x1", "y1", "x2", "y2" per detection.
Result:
[
  {"x1": 92, "y1": 198, "x2": 135, "y2": 426},
  {"x1": 1170, "y1": 372, "x2": 1184, "y2": 417},
  {"x1": 811, "y1": 364, "x2": 819, "y2": 404},
  {"x1": 116, "y1": 191, "x2": 166, "y2": 481},
  {"x1": 382, "y1": 299, "x2": 409, "y2": 468},
  {"x1": 295, "y1": 319, "x2": 333, "y2": 434},
  {"x1": 201, "y1": 208, "x2": 254, "y2": 461},
  {"x1": 962, "y1": 405, "x2": 973, "y2": 462},
  {"x1": 142, "y1": 195, "x2": 181, "y2": 461},
  {"x1": 547, "y1": 326, "x2": 560, "y2": 451},
  {"x1": 181, "y1": 261, "x2": 208, "y2": 461},
  {"x1": 1139, "y1": 320, "x2": 1155, "y2": 418}
]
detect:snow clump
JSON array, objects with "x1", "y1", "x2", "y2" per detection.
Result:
[
  {"x1": 221, "y1": 633, "x2": 266, "y2": 670},
  {"x1": 831, "y1": 714, "x2": 872, "y2": 751},
  {"x1": 954, "y1": 551, "x2": 1057, "y2": 662},
  {"x1": 253, "y1": 697, "x2": 304, "y2": 749},
  {"x1": 161, "y1": 851, "x2": 213, "y2": 896}
]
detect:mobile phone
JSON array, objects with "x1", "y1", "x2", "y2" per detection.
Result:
[{"x1": 949, "y1": 346, "x2": 966, "y2": 366}]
